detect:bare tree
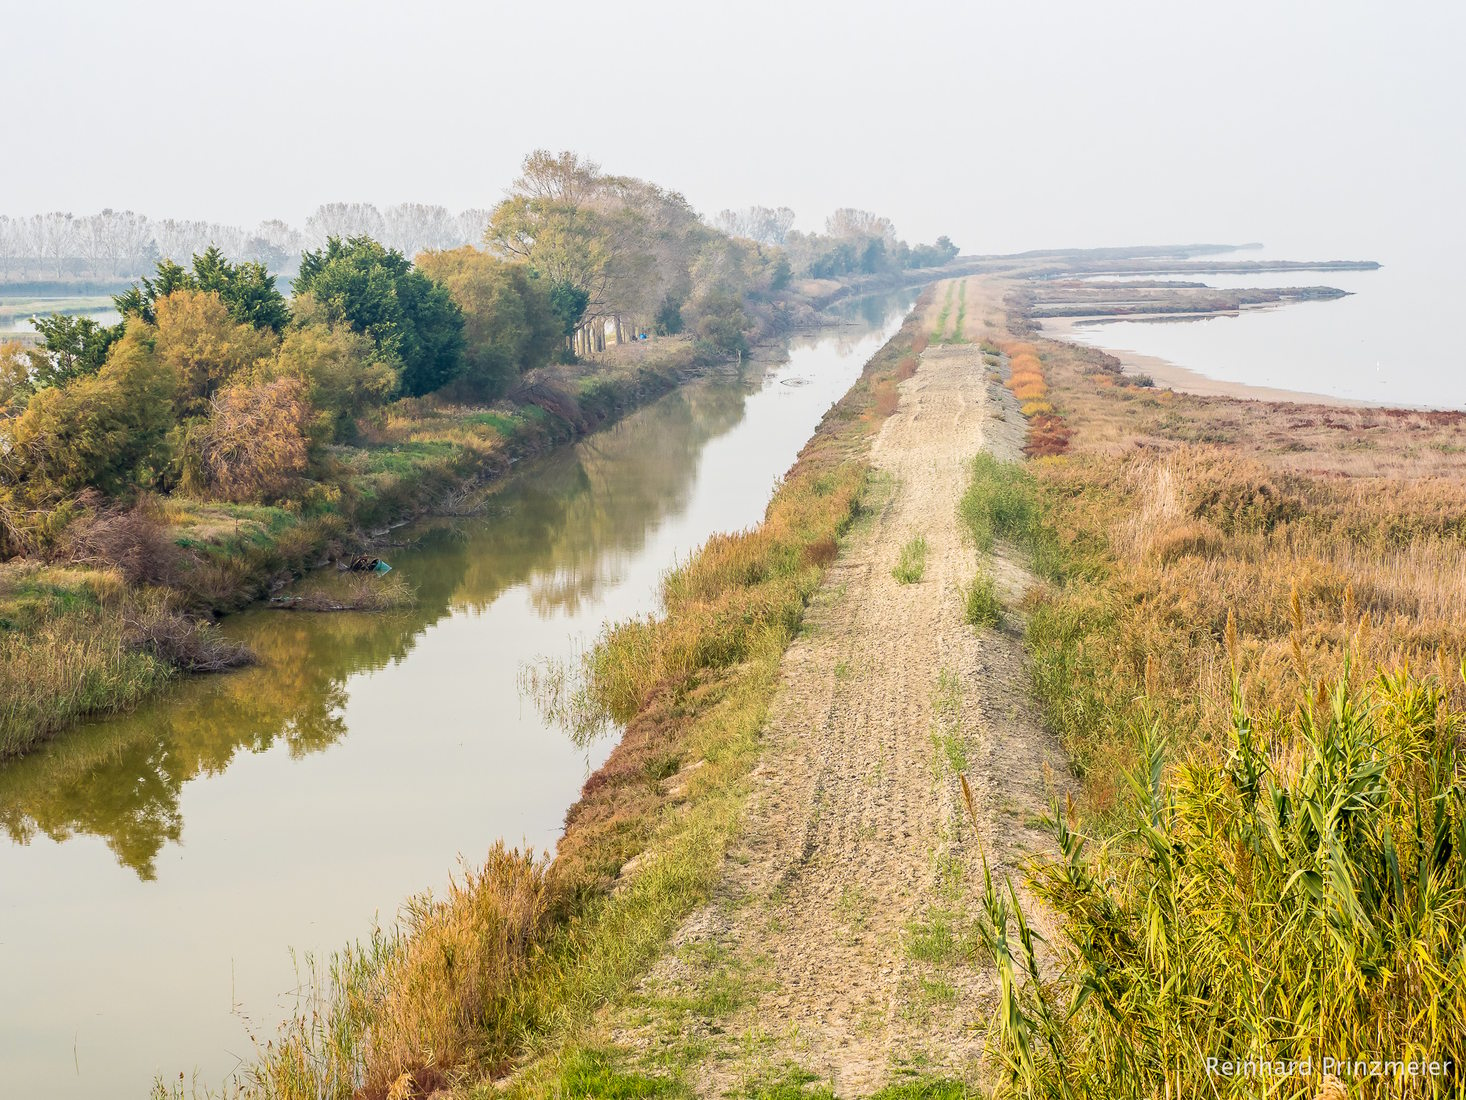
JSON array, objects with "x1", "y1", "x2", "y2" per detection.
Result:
[
  {"x1": 256, "y1": 219, "x2": 303, "y2": 255},
  {"x1": 38, "y1": 213, "x2": 77, "y2": 278},
  {"x1": 304, "y1": 203, "x2": 385, "y2": 247},
  {"x1": 825, "y1": 208, "x2": 897, "y2": 243},
  {"x1": 152, "y1": 219, "x2": 210, "y2": 263},
  {"x1": 513, "y1": 149, "x2": 601, "y2": 204},
  {"x1": 457, "y1": 208, "x2": 492, "y2": 246},
  {"x1": 714, "y1": 205, "x2": 797, "y2": 246},
  {"x1": 383, "y1": 202, "x2": 457, "y2": 257}
]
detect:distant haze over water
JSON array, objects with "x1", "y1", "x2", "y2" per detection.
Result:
[{"x1": 1048, "y1": 240, "x2": 1464, "y2": 409}]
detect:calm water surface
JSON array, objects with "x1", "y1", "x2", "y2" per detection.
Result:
[
  {"x1": 0, "y1": 291, "x2": 913, "y2": 1098},
  {"x1": 1041, "y1": 243, "x2": 1466, "y2": 408}
]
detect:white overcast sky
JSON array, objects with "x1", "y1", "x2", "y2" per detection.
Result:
[{"x1": 2, "y1": 0, "x2": 1461, "y2": 259}]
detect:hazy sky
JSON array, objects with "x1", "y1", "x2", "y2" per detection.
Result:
[{"x1": 3, "y1": 0, "x2": 1461, "y2": 260}]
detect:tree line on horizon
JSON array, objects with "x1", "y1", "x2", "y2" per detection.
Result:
[{"x1": 0, "y1": 150, "x2": 959, "y2": 557}]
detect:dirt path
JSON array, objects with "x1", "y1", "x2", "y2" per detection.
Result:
[{"x1": 607, "y1": 286, "x2": 1068, "y2": 1095}]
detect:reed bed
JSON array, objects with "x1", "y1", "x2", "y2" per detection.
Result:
[
  {"x1": 967, "y1": 662, "x2": 1466, "y2": 1100},
  {"x1": 0, "y1": 610, "x2": 171, "y2": 757}
]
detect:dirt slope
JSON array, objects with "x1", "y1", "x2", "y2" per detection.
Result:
[{"x1": 607, "y1": 289, "x2": 1067, "y2": 1095}]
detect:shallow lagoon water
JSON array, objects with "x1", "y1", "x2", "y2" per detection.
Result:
[{"x1": 1044, "y1": 245, "x2": 1465, "y2": 409}]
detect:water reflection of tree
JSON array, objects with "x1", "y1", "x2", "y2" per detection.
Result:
[{"x1": 0, "y1": 375, "x2": 754, "y2": 880}]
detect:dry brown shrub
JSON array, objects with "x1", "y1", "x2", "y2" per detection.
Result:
[
  {"x1": 872, "y1": 383, "x2": 900, "y2": 417},
  {"x1": 184, "y1": 377, "x2": 309, "y2": 503},
  {"x1": 509, "y1": 377, "x2": 587, "y2": 432},
  {"x1": 123, "y1": 606, "x2": 254, "y2": 671},
  {"x1": 893, "y1": 355, "x2": 918, "y2": 382},
  {"x1": 63, "y1": 499, "x2": 182, "y2": 586}
]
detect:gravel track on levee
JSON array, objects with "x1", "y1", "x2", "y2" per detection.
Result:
[{"x1": 608, "y1": 283, "x2": 1069, "y2": 1095}]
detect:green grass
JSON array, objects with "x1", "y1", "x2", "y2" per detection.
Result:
[
  {"x1": 929, "y1": 667, "x2": 966, "y2": 774},
  {"x1": 551, "y1": 1049, "x2": 680, "y2": 1098},
  {"x1": 870, "y1": 1082, "x2": 975, "y2": 1100},
  {"x1": 933, "y1": 283, "x2": 955, "y2": 340},
  {"x1": 972, "y1": 668, "x2": 1466, "y2": 1098},
  {"x1": 904, "y1": 906, "x2": 966, "y2": 966},
  {"x1": 962, "y1": 572, "x2": 1002, "y2": 628},
  {"x1": 892, "y1": 534, "x2": 928, "y2": 584}
]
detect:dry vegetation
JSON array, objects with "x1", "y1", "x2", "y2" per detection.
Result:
[{"x1": 955, "y1": 282, "x2": 1466, "y2": 1097}]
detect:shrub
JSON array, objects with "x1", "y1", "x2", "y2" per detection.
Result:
[
  {"x1": 123, "y1": 605, "x2": 254, "y2": 672},
  {"x1": 0, "y1": 325, "x2": 178, "y2": 506},
  {"x1": 153, "y1": 288, "x2": 279, "y2": 414},
  {"x1": 63, "y1": 500, "x2": 182, "y2": 586},
  {"x1": 181, "y1": 378, "x2": 310, "y2": 502},
  {"x1": 270, "y1": 323, "x2": 398, "y2": 444}
]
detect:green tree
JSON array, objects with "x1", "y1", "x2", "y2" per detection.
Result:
[
  {"x1": 653, "y1": 294, "x2": 684, "y2": 335},
  {"x1": 414, "y1": 248, "x2": 561, "y2": 398},
  {"x1": 115, "y1": 248, "x2": 290, "y2": 333},
  {"x1": 28, "y1": 314, "x2": 123, "y2": 387},
  {"x1": 292, "y1": 236, "x2": 465, "y2": 397},
  {"x1": 269, "y1": 321, "x2": 399, "y2": 443},
  {"x1": 548, "y1": 281, "x2": 590, "y2": 343}
]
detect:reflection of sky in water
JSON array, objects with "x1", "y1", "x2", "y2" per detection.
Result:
[
  {"x1": 0, "y1": 298, "x2": 120, "y2": 333},
  {"x1": 1047, "y1": 248, "x2": 1465, "y2": 408},
  {"x1": 0, "y1": 290, "x2": 914, "y2": 1100}
]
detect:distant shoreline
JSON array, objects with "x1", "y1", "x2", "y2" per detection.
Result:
[{"x1": 1037, "y1": 314, "x2": 1381, "y2": 409}]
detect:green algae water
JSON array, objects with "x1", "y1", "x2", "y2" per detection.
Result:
[{"x1": 0, "y1": 292, "x2": 913, "y2": 1098}]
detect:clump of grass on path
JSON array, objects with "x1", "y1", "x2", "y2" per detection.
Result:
[
  {"x1": 963, "y1": 573, "x2": 1002, "y2": 628},
  {"x1": 892, "y1": 534, "x2": 928, "y2": 584}
]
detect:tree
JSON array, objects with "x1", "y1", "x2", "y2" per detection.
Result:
[
  {"x1": 654, "y1": 294, "x2": 684, "y2": 335},
  {"x1": 153, "y1": 289, "x2": 279, "y2": 414},
  {"x1": 270, "y1": 321, "x2": 399, "y2": 444},
  {"x1": 825, "y1": 208, "x2": 897, "y2": 242},
  {"x1": 382, "y1": 203, "x2": 458, "y2": 258},
  {"x1": 115, "y1": 248, "x2": 290, "y2": 333},
  {"x1": 305, "y1": 203, "x2": 385, "y2": 247},
  {"x1": 514, "y1": 149, "x2": 601, "y2": 203},
  {"x1": 190, "y1": 246, "x2": 290, "y2": 332},
  {"x1": 690, "y1": 288, "x2": 750, "y2": 355},
  {"x1": 37, "y1": 213, "x2": 77, "y2": 278},
  {"x1": 0, "y1": 327, "x2": 178, "y2": 501},
  {"x1": 713, "y1": 206, "x2": 797, "y2": 246},
  {"x1": 28, "y1": 314, "x2": 123, "y2": 387},
  {"x1": 548, "y1": 282, "x2": 590, "y2": 350},
  {"x1": 0, "y1": 342, "x2": 40, "y2": 415},
  {"x1": 415, "y1": 248, "x2": 561, "y2": 398},
  {"x1": 292, "y1": 236, "x2": 465, "y2": 397},
  {"x1": 181, "y1": 378, "x2": 309, "y2": 502},
  {"x1": 908, "y1": 235, "x2": 960, "y2": 268}
]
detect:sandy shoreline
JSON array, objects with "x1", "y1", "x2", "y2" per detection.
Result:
[{"x1": 1037, "y1": 315, "x2": 1377, "y2": 409}]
